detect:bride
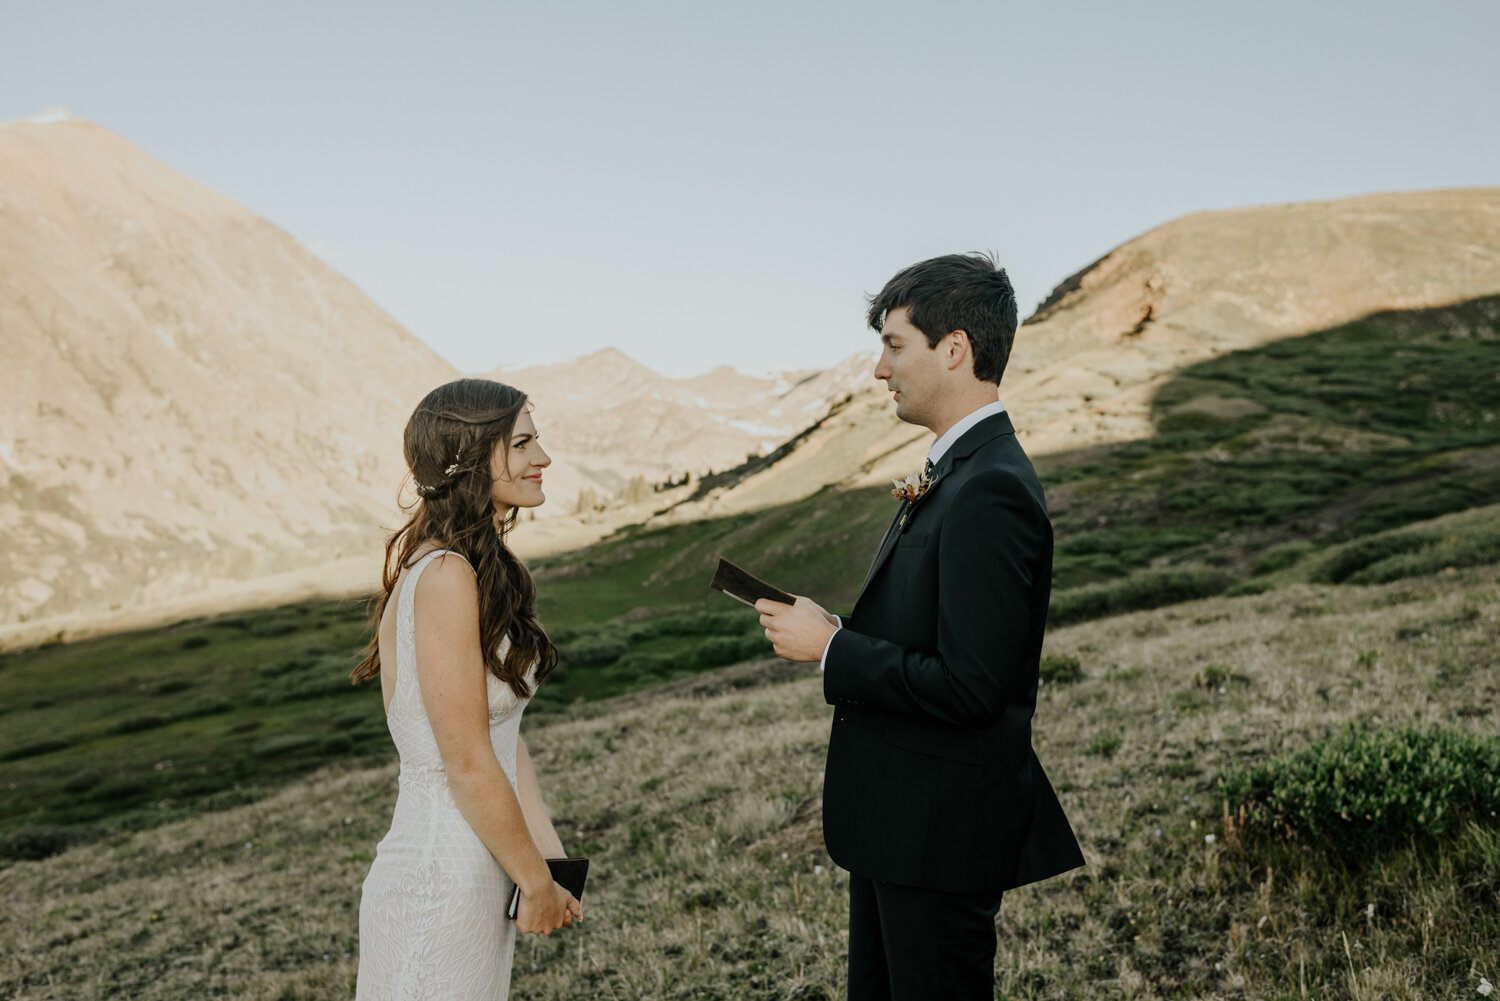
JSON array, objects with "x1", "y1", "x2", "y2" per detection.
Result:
[{"x1": 352, "y1": 378, "x2": 581, "y2": 1000}]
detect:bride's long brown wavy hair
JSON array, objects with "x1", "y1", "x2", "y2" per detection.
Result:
[{"x1": 350, "y1": 378, "x2": 558, "y2": 697}]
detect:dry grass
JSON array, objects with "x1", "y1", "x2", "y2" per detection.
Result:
[{"x1": 2, "y1": 567, "x2": 1497, "y2": 999}]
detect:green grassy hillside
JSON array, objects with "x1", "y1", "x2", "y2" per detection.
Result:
[
  {"x1": 533, "y1": 294, "x2": 1500, "y2": 618},
  {"x1": 1, "y1": 565, "x2": 1495, "y2": 999},
  {"x1": 2, "y1": 296, "x2": 1498, "y2": 864}
]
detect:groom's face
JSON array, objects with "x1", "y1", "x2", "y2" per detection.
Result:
[{"x1": 873, "y1": 306, "x2": 945, "y2": 429}]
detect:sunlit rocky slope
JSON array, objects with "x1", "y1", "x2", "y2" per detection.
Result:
[
  {"x1": 663, "y1": 187, "x2": 1500, "y2": 522},
  {"x1": 0, "y1": 112, "x2": 870, "y2": 648},
  {"x1": 0, "y1": 111, "x2": 460, "y2": 640},
  {"x1": 489, "y1": 349, "x2": 872, "y2": 502}
]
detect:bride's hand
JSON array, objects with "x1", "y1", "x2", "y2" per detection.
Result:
[{"x1": 515, "y1": 880, "x2": 582, "y2": 935}]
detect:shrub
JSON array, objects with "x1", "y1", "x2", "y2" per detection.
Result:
[
  {"x1": 1251, "y1": 541, "x2": 1315, "y2": 576},
  {"x1": 1217, "y1": 726, "x2": 1500, "y2": 861},
  {"x1": 1194, "y1": 665, "x2": 1242, "y2": 690},
  {"x1": 557, "y1": 634, "x2": 628, "y2": 667},
  {"x1": 1049, "y1": 566, "x2": 1230, "y2": 626},
  {"x1": 1346, "y1": 530, "x2": 1500, "y2": 585},
  {"x1": 86, "y1": 777, "x2": 150, "y2": 803},
  {"x1": 277, "y1": 672, "x2": 359, "y2": 702},
  {"x1": 61, "y1": 769, "x2": 104, "y2": 793},
  {"x1": 181, "y1": 635, "x2": 210, "y2": 650},
  {"x1": 260, "y1": 656, "x2": 316, "y2": 677},
  {"x1": 1312, "y1": 532, "x2": 1436, "y2": 584},
  {"x1": 694, "y1": 635, "x2": 748, "y2": 669},
  {"x1": 608, "y1": 652, "x2": 677, "y2": 679},
  {"x1": 177, "y1": 698, "x2": 232, "y2": 720},
  {"x1": 1088, "y1": 733, "x2": 1122, "y2": 757},
  {"x1": 106, "y1": 715, "x2": 168, "y2": 735},
  {"x1": 0, "y1": 824, "x2": 81, "y2": 862},
  {"x1": 737, "y1": 634, "x2": 773, "y2": 660},
  {"x1": 628, "y1": 610, "x2": 746, "y2": 640},
  {"x1": 153, "y1": 678, "x2": 193, "y2": 695},
  {"x1": 251, "y1": 734, "x2": 321, "y2": 758},
  {"x1": 0, "y1": 737, "x2": 71, "y2": 762},
  {"x1": 201, "y1": 787, "x2": 262, "y2": 811},
  {"x1": 1039, "y1": 653, "x2": 1083, "y2": 685},
  {"x1": 245, "y1": 617, "x2": 300, "y2": 638}
]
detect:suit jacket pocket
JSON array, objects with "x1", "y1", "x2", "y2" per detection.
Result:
[
  {"x1": 882, "y1": 716, "x2": 984, "y2": 764},
  {"x1": 895, "y1": 531, "x2": 929, "y2": 548}
]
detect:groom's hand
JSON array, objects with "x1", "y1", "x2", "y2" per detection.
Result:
[{"x1": 756, "y1": 595, "x2": 837, "y2": 663}]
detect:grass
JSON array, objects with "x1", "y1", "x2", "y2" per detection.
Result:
[
  {"x1": 528, "y1": 294, "x2": 1500, "y2": 617},
  {"x1": 1, "y1": 295, "x2": 1499, "y2": 993},
  {"x1": 0, "y1": 599, "x2": 773, "y2": 861},
  {"x1": 1, "y1": 564, "x2": 1496, "y2": 999},
  {"x1": 3, "y1": 295, "x2": 1499, "y2": 862}
]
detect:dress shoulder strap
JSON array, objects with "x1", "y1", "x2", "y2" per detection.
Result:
[
  {"x1": 394, "y1": 550, "x2": 472, "y2": 692},
  {"x1": 398, "y1": 549, "x2": 471, "y2": 622}
]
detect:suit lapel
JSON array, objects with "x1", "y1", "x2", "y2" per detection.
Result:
[
  {"x1": 857, "y1": 501, "x2": 908, "y2": 596},
  {"x1": 852, "y1": 412, "x2": 1017, "y2": 605}
]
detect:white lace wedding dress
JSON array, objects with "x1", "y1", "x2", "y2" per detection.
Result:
[{"x1": 357, "y1": 550, "x2": 533, "y2": 1000}]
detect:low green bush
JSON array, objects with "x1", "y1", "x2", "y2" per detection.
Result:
[
  {"x1": 1251, "y1": 541, "x2": 1315, "y2": 576},
  {"x1": 0, "y1": 824, "x2": 82, "y2": 862},
  {"x1": 1346, "y1": 530, "x2": 1500, "y2": 585},
  {"x1": 736, "y1": 634, "x2": 773, "y2": 661},
  {"x1": 244, "y1": 616, "x2": 301, "y2": 638},
  {"x1": 85, "y1": 777, "x2": 150, "y2": 803},
  {"x1": 106, "y1": 715, "x2": 168, "y2": 736},
  {"x1": 0, "y1": 738, "x2": 72, "y2": 762},
  {"x1": 180, "y1": 635, "x2": 210, "y2": 650},
  {"x1": 1039, "y1": 653, "x2": 1083, "y2": 685},
  {"x1": 694, "y1": 635, "x2": 748, "y2": 670},
  {"x1": 259, "y1": 656, "x2": 316, "y2": 677},
  {"x1": 1049, "y1": 566, "x2": 1230, "y2": 626},
  {"x1": 251, "y1": 734, "x2": 321, "y2": 758},
  {"x1": 177, "y1": 698, "x2": 233, "y2": 720},
  {"x1": 1217, "y1": 726, "x2": 1500, "y2": 861},
  {"x1": 557, "y1": 634, "x2": 628, "y2": 667},
  {"x1": 61, "y1": 770, "x2": 103, "y2": 794},
  {"x1": 1313, "y1": 532, "x2": 1436, "y2": 584},
  {"x1": 607, "y1": 652, "x2": 677, "y2": 680},
  {"x1": 627, "y1": 610, "x2": 747, "y2": 641}
]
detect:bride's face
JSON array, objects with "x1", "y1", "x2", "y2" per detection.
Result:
[{"x1": 489, "y1": 410, "x2": 550, "y2": 515}]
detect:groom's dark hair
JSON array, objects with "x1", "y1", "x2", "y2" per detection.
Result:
[{"x1": 867, "y1": 252, "x2": 1019, "y2": 385}]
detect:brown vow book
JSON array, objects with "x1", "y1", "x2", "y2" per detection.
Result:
[
  {"x1": 507, "y1": 857, "x2": 589, "y2": 921},
  {"x1": 710, "y1": 557, "x2": 794, "y2": 607}
]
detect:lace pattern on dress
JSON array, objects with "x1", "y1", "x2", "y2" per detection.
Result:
[{"x1": 355, "y1": 549, "x2": 535, "y2": 1000}]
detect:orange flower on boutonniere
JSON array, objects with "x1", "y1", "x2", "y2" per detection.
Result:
[
  {"x1": 892, "y1": 467, "x2": 939, "y2": 531},
  {"x1": 891, "y1": 469, "x2": 932, "y2": 503}
]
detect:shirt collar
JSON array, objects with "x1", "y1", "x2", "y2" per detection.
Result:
[{"x1": 928, "y1": 399, "x2": 1007, "y2": 467}]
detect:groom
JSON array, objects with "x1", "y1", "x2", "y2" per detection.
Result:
[{"x1": 758, "y1": 253, "x2": 1084, "y2": 999}]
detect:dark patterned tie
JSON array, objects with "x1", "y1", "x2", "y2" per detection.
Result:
[{"x1": 923, "y1": 457, "x2": 934, "y2": 480}]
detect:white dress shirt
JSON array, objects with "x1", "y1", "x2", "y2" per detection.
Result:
[{"x1": 818, "y1": 399, "x2": 1007, "y2": 670}]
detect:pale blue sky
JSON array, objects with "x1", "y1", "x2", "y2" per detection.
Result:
[{"x1": 3, "y1": 0, "x2": 1496, "y2": 376}]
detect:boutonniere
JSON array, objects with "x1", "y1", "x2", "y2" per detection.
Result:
[
  {"x1": 892, "y1": 467, "x2": 939, "y2": 531},
  {"x1": 890, "y1": 469, "x2": 932, "y2": 504}
]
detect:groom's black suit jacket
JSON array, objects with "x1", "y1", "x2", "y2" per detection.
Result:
[{"x1": 822, "y1": 411, "x2": 1084, "y2": 894}]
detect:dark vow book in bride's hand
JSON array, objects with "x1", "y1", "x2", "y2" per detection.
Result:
[{"x1": 506, "y1": 858, "x2": 590, "y2": 921}]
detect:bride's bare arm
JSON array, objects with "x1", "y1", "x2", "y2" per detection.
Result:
[
  {"x1": 412, "y1": 555, "x2": 578, "y2": 932},
  {"x1": 515, "y1": 736, "x2": 566, "y2": 859}
]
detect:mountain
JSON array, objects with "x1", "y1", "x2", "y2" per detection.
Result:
[
  {"x1": 0, "y1": 111, "x2": 460, "y2": 642},
  {"x1": 485, "y1": 348, "x2": 873, "y2": 505},
  {"x1": 663, "y1": 187, "x2": 1500, "y2": 519}
]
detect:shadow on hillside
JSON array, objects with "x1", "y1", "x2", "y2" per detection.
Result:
[{"x1": 534, "y1": 294, "x2": 1500, "y2": 626}]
